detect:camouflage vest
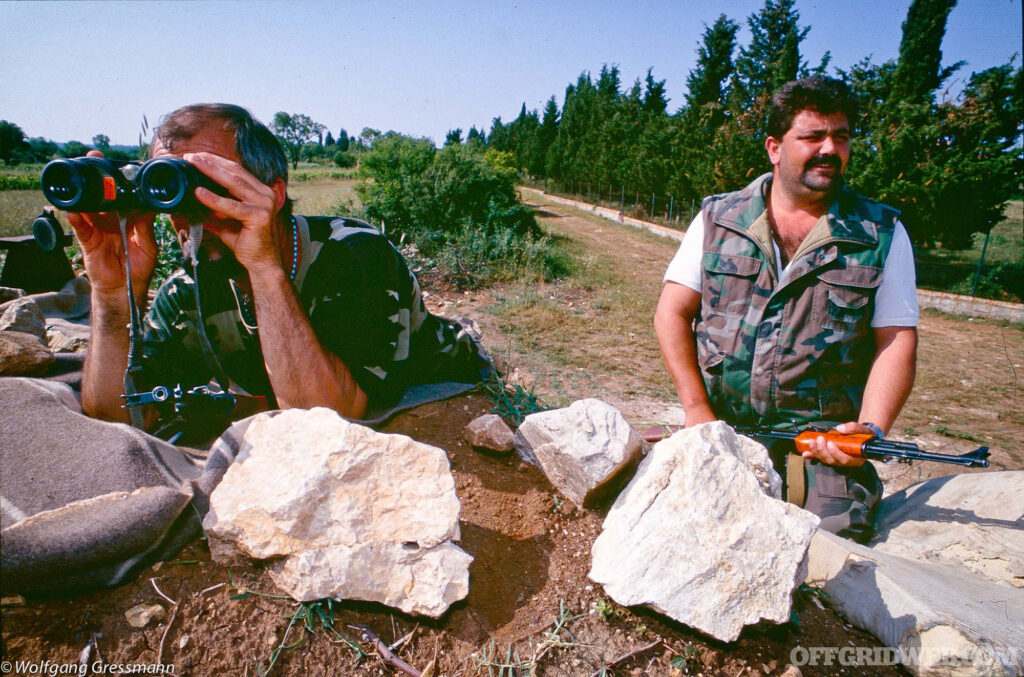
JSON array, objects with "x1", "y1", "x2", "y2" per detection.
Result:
[{"x1": 696, "y1": 173, "x2": 900, "y2": 427}]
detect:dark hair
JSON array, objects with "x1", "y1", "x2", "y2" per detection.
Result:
[
  {"x1": 766, "y1": 76, "x2": 859, "y2": 138},
  {"x1": 152, "y1": 104, "x2": 292, "y2": 217}
]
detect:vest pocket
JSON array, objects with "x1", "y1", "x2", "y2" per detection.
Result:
[
  {"x1": 817, "y1": 266, "x2": 881, "y2": 333},
  {"x1": 701, "y1": 252, "x2": 762, "y2": 319}
]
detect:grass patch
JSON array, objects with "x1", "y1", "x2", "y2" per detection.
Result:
[
  {"x1": 289, "y1": 177, "x2": 359, "y2": 217},
  {"x1": 0, "y1": 189, "x2": 49, "y2": 238},
  {"x1": 915, "y1": 201, "x2": 1023, "y2": 302}
]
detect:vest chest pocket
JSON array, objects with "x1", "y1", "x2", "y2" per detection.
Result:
[
  {"x1": 701, "y1": 252, "x2": 763, "y2": 319},
  {"x1": 817, "y1": 266, "x2": 882, "y2": 333}
]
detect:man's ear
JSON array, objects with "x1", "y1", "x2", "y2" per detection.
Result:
[
  {"x1": 272, "y1": 178, "x2": 288, "y2": 212},
  {"x1": 765, "y1": 135, "x2": 782, "y2": 165}
]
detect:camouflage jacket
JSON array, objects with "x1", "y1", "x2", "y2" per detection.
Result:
[
  {"x1": 139, "y1": 216, "x2": 486, "y2": 409},
  {"x1": 696, "y1": 173, "x2": 900, "y2": 427}
]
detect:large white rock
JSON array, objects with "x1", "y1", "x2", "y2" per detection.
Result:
[
  {"x1": 806, "y1": 471, "x2": 1024, "y2": 676},
  {"x1": 872, "y1": 471, "x2": 1024, "y2": 587},
  {"x1": 514, "y1": 398, "x2": 644, "y2": 507},
  {"x1": 589, "y1": 421, "x2": 819, "y2": 642},
  {"x1": 203, "y1": 408, "x2": 473, "y2": 617}
]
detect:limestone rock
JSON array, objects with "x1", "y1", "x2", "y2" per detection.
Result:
[
  {"x1": 514, "y1": 398, "x2": 644, "y2": 507},
  {"x1": 464, "y1": 413, "x2": 515, "y2": 453},
  {"x1": 46, "y1": 318, "x2": 90, "y2": 353},
  {"x1": 0, "y1": 297, "x2": 46, "y2": 341},
  {"x1": 872, "y1": 471, "x2": 1024, "y2": 587},
  {"x1": 0, "y1": 331, "x2": 53, "y2": 376},
  {"x1": 589, "y1": 421, "x2": 819, "y2": 642},
  {"x1": 125, "y1": 603, "x2": 165, "y2": 628},
  {"x1": 806, "y1": 472, "x2": 1024, "y2": 676},
  {"x1": 203, "y1": 408, "x2": 472, "y2": 617},
  {"x1": 0, "y1": 287, "x2": 24, "y2": 304}
]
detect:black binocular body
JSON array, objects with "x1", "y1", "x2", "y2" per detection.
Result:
[{"x1": 40, "y1": 156, "x2": 226, "y2": 219}]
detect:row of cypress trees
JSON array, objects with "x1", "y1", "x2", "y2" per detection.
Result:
[{"x1": 473, "y1": 0, "x2": 1021, "y2": 250}]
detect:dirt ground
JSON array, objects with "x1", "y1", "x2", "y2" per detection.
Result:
[
  {"x1": 3, "y1": 196, "x2": 1021, "y2": 676},
  {"x1": 1, "y1": 394, "x2": 904, "y2": 677}
]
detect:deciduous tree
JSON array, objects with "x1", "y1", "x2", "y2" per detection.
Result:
[{"x1": 271, "y1": 112, "x2": 326, "y2": 169}]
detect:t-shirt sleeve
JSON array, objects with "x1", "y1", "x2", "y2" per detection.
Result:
[
  {"x1": 663, "y1": 212, "x2": 704, "y2": 292},
  {"x1": 872, "y1": 221, "x2": 919, "y2": 327}
]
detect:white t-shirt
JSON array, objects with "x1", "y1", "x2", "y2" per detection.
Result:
[{"x1": 664, "y1": 211, "x2": 919, "y2": 327}]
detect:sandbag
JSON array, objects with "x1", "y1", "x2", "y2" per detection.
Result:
[{"x1": 0, "y1": 378, "x2": 204, "y2": 594}]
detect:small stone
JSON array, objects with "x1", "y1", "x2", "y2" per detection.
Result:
[
  {"x1": 0, "y1": 287, "x2": 25, "y2": 304},
  {"x1": 0, "y1": 331, "x2": 54, "y2": 376},
  {"x1": 1, "y1": 595, "x2": 26, "y2": 606},
  {"x1": 779, "y1": 665, "x2": 802, "y2": 677},
  {"x1": 125, "y1": 603, "x2": 165, "y2": 628},
  {"x1": 0, "y1": 298, "x2": 46, "y2": 341},
  {"x1": 464, "y1": 414, "x2": 515, "y2": 453},
  {"x1": 178, "y1": 635, "x2": 190, "y2": 649}
]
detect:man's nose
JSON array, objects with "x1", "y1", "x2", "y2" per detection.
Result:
[{"x1": 820, "y1": 135, "x2": 836, "y2": 155}]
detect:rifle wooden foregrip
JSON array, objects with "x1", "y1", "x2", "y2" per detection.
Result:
[{"x1": 793, "y1": 430, "x2": 874, "y2": 456}]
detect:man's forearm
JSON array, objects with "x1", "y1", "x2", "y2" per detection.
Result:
[
  {"x1": 250, "y1": 268, "x2": 368, "y2": 418},
  {"x1": 81, "y1": 294, "x2": 134, "y2": 423},
  {"x1": 859, "y1": 326, "x2": 918, "y2": 434},
  {"x1": 654, "y1": 287, "x2": 715, "y2": 425}
]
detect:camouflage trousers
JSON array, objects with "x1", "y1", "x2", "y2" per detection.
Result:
[{"x1": 776, "y1": 453, "x2": 883, "y2": 543}]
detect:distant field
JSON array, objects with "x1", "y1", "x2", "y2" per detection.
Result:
[
  {"x1": 0, "y1": 189, "x2": 50, "y2": 238},
  {"x1": 289, "y1": 177, "x2": 361, "y2": 217}
]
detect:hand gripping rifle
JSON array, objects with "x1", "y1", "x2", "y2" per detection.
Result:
[{"x1": 733, "y1": 426, "x2": 990, "y2": 468}]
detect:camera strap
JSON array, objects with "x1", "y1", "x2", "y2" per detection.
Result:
[
  {"x1": 185, "y1": 220, "x2": 234, "y2": 396},
  {"x1": 119, "y1": 216, "x2": 146, "y2": 430}
]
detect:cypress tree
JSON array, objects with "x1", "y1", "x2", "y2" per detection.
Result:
[
  {"x1": 891, "y1": 0, "x2": 961, "y2": 103},
  {"x1": 684, "y1": 15, "x2": 740, "y2": 109}
]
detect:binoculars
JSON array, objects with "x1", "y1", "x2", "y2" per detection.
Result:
[{"x1": 40, "y1": 156, "x2": 225, "y2": 218}]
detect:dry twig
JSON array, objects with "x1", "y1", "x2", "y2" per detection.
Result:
[
  {"x1": 353, "y1": 625, "x2": 421, "y2": 677},
  {"x1": 588, "y1": 640, "x2": 661, "y2": 677},
  {"x1": 156, "y1": 605, "x2": 180, "y2": 666},
  {"x1": 150, "y1": 578, "x2": 177, "y2": 606},
  {"x1": 200, "y1": 582, "x2": 227, "y2": 596}
]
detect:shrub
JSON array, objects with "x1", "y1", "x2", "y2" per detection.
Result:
[
  {"x1": 332, "y1": 151, "x2": 356, "y2": 168},
  {"x1": 353, "y1": 135, "x2": 561, "y2": 286},
  {"x1": 0, "y1": 173, "x2": 40, "y2": 190}
]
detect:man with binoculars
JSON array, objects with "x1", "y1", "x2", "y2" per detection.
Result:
[{"x1": 63, "y1": 103, "x2": 485, "y2": 437}]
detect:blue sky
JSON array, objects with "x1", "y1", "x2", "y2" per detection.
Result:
[{"x1": 1, "y1": 0, "x2": 1020, "y2": 146}]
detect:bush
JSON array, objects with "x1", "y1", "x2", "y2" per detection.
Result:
[
  {"x1": 353, "y1": 135, "x2": 560, "y2": 286},
  {"x1": 332, "y1": 151, "x2": 356, "y2": 168},
  {"x1": 0, "y1": 173, "x2": 39, "y2": 190}
]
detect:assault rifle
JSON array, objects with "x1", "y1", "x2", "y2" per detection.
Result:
[{"x1": 734, "y1": 426, "x2": 990, "y2": 468}]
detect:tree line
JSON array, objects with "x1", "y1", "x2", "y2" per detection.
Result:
[
  {"x1": 469, "y1": 0, "x2": 1022, "y2": 250},
  {"x1": 0, "y1": 113, "x2": 384, "y2": 174}
]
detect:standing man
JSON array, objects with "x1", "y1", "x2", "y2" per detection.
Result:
[
  {"x1": 69, "y1": 104, "x2": 485, "y2": 440},
  {"x1": 654, "y1": 77, "x2": 918, "y2": 541}
]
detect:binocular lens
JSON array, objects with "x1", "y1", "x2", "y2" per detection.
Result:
[
  {"x1": 41, "y1": 162, "x2": 85, "y2": 208},
  {"x1": 140, "y1": 163, "x2": 187, "y2": 207}
]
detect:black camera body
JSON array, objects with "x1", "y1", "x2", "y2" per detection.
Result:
[{"x1": 40, "y1": 156, "x2": 227, "y2": 218}]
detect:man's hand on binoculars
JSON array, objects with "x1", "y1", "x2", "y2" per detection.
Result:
[{"x1": 183, "y1": 152, "x2": 289, "y2": 279}]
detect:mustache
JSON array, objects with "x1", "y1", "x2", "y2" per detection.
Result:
[{"x1": 806, "y1": 155, "x2": 840, "y2": 170}]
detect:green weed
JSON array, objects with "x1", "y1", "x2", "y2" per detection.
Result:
[{"x1": 480, "y1": 370, "x2": 545, "y2": 427}]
